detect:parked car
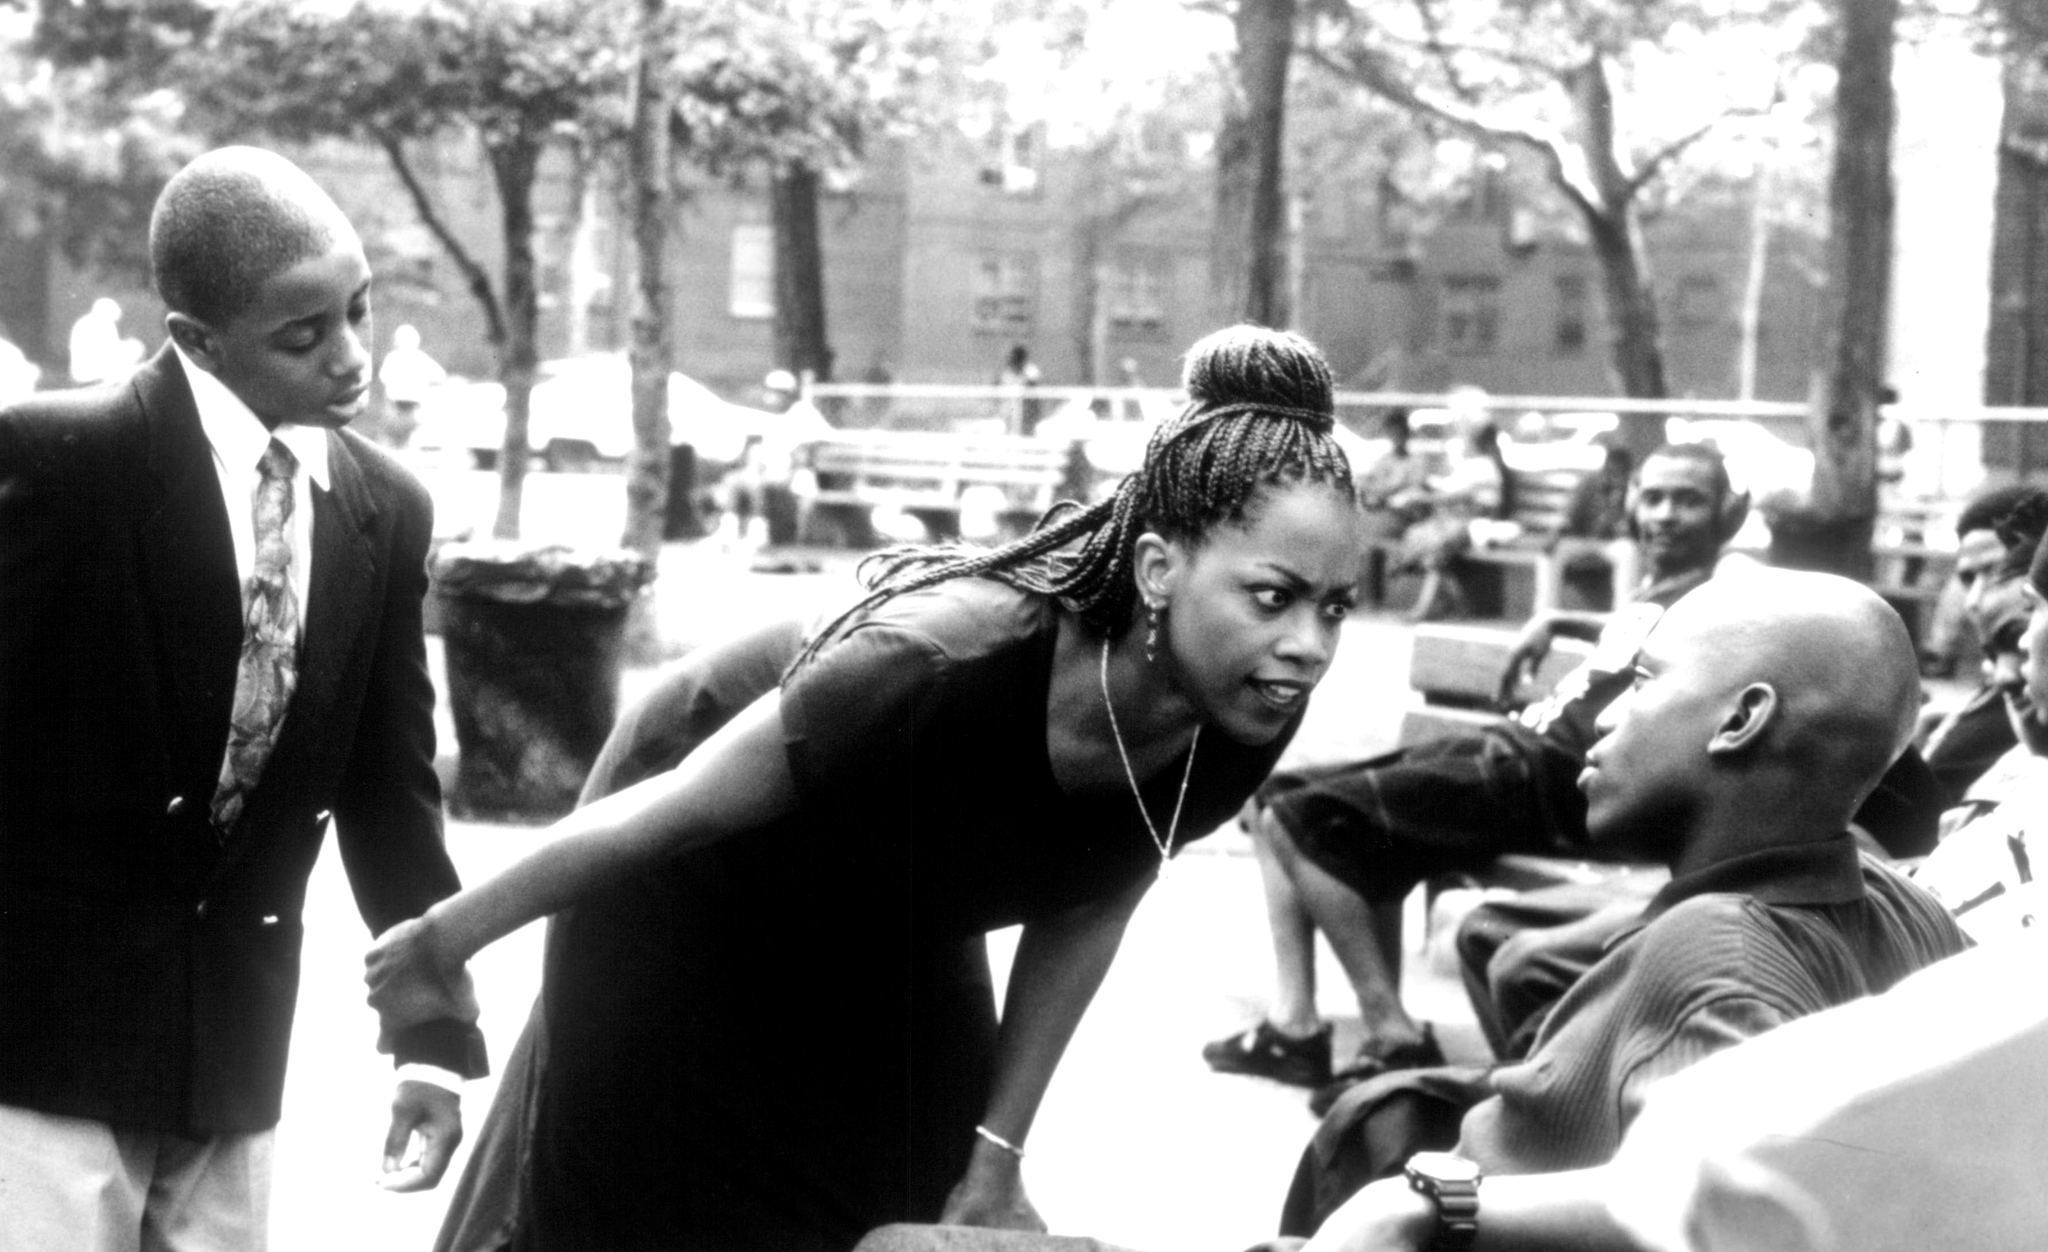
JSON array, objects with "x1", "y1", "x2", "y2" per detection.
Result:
[{"x1": 412, "y1": 354, "x2": 781, "y2": 472}]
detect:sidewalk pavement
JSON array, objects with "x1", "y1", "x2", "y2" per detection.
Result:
[{"x1": 259, "y1": 544, "x2": 1496, "y2": 1250}]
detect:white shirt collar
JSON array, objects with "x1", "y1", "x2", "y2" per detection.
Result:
[{"x1": 173, "y1": 344, "x2": 332, "y2": 490}]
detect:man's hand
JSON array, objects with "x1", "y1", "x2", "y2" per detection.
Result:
[
  {"x1": 1300, "y1": 1176, "x2": 1438, "y2": 1252},
  {"x1": 939, "y1": 1140, "x2": 1047, "y2": 1232},
  {"x1": 377, "y1": 1079, "x2": 462, "y2": 1192},
  {"x1": 1497, "y1": 616, "x2": 1559, "y2": 710},
  {"x1": 365, "y1": 915, "x2": 479, "y2": 1053}
]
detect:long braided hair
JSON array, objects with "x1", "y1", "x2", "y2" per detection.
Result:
[{"x1": 787, "y1": 325, "x2": 1356, "y2": 676}]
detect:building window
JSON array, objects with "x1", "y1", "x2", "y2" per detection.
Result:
[
  {"x1": 1442, "y1": 275, "x2": 1501, "y2": 356},
  {"x1": 1451, "y1": 164, "x2": 1509, "y2": 223},
  {"x1": 1675, "y1": 273, "x2": 1721, "y2": 327},
  {"x1": 729, "y1": 224, "x2": 774, "y2": 320},
  {"x1": 972, "y1": 252, "x2": 1038, "y2": 336},
  {"x1": 1107, "y1": 256, "x2": 1169, "y2": 339},
  {"x1": 978, "y1": 124, "x2": 1043, "y2": 195},
  {"x1": 1555, "y1": 274, "x2": 1589, "y2": 356}
]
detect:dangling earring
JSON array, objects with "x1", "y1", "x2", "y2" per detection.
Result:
[{"x1": 1145, "y1": 602, "x2": 1161, "y2": 665}]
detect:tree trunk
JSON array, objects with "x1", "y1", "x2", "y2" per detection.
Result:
[
  {"x1": 1231, "y1": 0, "x2": 1294, "y2": 327},
  {"x1": 1211, "y1": 111, "x2": 1252, "y2": 326},
  {"x1": 1072, "y1": 226, "x2": 1100, "y2": 387},
  {"x1": 566, "y1": 142, "x2": 600, "y2": 358},
  {"x1": 770, "y1": 160, "x2": 832, "y2": 383},
  {"x1": 1738, "y1": 165, "x2": 1773, "y2": 401},
  {"x1": 1799, "y1": 0, "x2": 1897, "y2": 580},
  {"x1": 487, "y1": 136, "x2": 542, "y2": 542},
  {"x1": 1982, "y1": 51, "x2": 2048, "y2": 475},
  {"x1": 1584, "y1": 210, "x2": 1668, "y2": 457},
  {"x1": 623, "y1": 0, "x2": 678, "y2": 555},
  {"x1": 1566, "y1": 53, "x2": 1668, "y2": 461},
  {"x1": 1285, "y1": 187, "x2": 1307, "y2": 332}
]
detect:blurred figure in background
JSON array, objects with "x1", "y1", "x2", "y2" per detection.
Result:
[
  {"x1": 1354, "y1": 409, "x2": 1433, "y2": 541},
  {"x1": 1353, "y1": 409, "x2": 1433, "y2": 605},
  {"x1": 67, "y1": 297, "x2": 144, "y2": 385},
  {"x1": 1398, "y1": 419, "x2": 1510, "y2": 622},
  {"x1": 1917, "y1": 486, "x2": 2048, "y2": 803},
  {"x1": 997, "y1": 342, "x2": 1042, "y2": 435},
  {"x1": 757, "y1": 368, "x2": 832, "y2": 546},
  {"x1": 1557, "y1": 438, "x2": 1636, "y2": 610},
  {"x1": 376, "y1": 323, "x2": 446, "y2": 450},
  {"x1": 1560, "y1": 438, "x2": 1633, "y2": 541}
]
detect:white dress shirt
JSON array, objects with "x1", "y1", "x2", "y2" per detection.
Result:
[{"x1": 176, "y1": 344, "x2": 331, "y2": 626}]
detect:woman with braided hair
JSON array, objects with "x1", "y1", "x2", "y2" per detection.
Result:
[{"x1": 369, "y1": 325, "x2": 1368, "y2": 1251}]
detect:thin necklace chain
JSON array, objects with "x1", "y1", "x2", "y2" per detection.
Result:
[{"x1": 1098, "y1": 636, "x2": 1200, "y2": 878}]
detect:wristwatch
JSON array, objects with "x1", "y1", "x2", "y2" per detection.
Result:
[{"x1": 1404, "y1": 1151, "x2": 1482, "y2": 1251}]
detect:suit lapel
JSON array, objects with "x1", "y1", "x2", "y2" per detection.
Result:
[
  {"x1": 271, "y1": 429, "x2": 378, "y2": 771},
  {"x1": 137, "y1": 346, "x2": 243, "y2": 776}
]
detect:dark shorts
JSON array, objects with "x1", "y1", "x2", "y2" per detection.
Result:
[{"x1": 1257, "y1": 721, "x2": 1593, "y2": 903}]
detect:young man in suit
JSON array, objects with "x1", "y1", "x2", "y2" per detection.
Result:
[{"x1": 0, "y1": 146, "x2": 486, "y2": 1249}]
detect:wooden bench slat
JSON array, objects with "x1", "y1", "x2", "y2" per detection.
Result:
[{"x1": 1408, "y1": 624, "x2": 1597, "y2": 705}]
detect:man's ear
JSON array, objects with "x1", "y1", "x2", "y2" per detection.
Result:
[
  {"x1": 164, "y1": 312, "x2": 220, "y2": 374},
  {"x1": 1132, "y1": 530, "x2": 1181, "y2": 610},
  {"x1": 1708, "y1": 682, "x2": 1777, "y2": 757}
]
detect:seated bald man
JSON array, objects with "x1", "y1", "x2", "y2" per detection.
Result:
[{"x1": 1274, "y1": 569, "x2": 1968, "y2": 1246}]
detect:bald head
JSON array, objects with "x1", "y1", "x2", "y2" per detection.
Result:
[
  {"x1": 1583, "y1": 568, "x2": 1922, "y2": 858},
  {"x1": 1659, "y1": 568, "x2": 1920, "y2": 790},
  {"x1": 150, "y1": 146, "x2": 358, "y2": 329}
]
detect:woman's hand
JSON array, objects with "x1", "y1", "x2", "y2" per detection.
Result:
[
  {"x1": 939, "y1": 1139, "x2": 1047, "y2": 1232},
  {"x1": 364, "y1": 913, "x2": 478, "y2": 1053}
]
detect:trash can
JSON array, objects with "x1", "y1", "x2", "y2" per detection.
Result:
[{"x1": 432, "y1": 541, "x2": 655, "y2": 822}]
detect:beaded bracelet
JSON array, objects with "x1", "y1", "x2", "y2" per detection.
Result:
[{"x1": 974, "y1": 1123, "x2": 1026, "y2": 1159}]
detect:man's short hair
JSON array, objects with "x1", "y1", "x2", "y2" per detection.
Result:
[
  {"x1": 1638, "y1": 441, "x2": 1731, "y2": 498},
  {"x1": 149, "y1": 148, "x2": 348, "y2": 329},
  {"x1": 1955, "y1": 483, "x2": 2048, "y2": 540}
]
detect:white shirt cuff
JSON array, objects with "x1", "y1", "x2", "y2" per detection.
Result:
[{"x1": 395, "y1": 1063, "x2": 466, "y2": 1093}]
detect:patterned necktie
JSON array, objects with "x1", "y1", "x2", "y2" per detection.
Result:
[{"x1": 211, "y1": 438, "x2": 301, "y2": 834}]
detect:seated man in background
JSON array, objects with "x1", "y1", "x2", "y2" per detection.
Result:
[
  {"x1": 1918, "y1": 484, "x2": 2048, "y2": 803},
  {"x1": 1914, "y1": 510, "x2": 2048, "y2": 945},
  {"x1": 1204, "y1": 444, "x2": 1747, "y2": 1101},
  {"x1": 1274, "y1": 570, "x2": 1967, "y2": 1240}
]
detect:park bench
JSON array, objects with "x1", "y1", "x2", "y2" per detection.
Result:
[
  {"x1": 1367, "y1": 465, "x2": 1633, "y2": 618},
  {"x1": 800, "y1": 429, "x2": 1074, "y2": 544}
]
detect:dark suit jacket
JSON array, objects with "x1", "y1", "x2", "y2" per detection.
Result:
[{"x1": 0, "y1": 345, "x2": 486, "y2": 1137}]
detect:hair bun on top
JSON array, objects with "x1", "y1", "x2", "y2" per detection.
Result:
[{"x1": 1178, "y1": 325, "x2": 1335, "y2": 431}]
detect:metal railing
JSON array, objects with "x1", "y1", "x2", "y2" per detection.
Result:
[{"x1": 806, "y1": 381, "x2": 2048, "y2": 519}]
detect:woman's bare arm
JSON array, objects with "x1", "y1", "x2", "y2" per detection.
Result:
[{"x1": 365, "y1": 690, "x2": 797, "y2": 1035}]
